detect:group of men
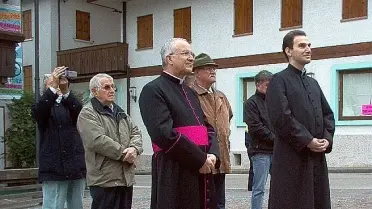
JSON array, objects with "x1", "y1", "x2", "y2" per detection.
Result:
[{"x1": 32, "y1": 29, "x2": 335, "y2": 209}]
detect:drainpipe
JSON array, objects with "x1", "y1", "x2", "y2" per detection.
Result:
[
  {"x1": 34, "y1": 0, "x2": 40, "y2": 167},
  {"x1": 58, "y1": 0, "x2": 61, "y2": 51},
  {"x1": 122, "y1": 2, "x2": 131, "y2": 115}
]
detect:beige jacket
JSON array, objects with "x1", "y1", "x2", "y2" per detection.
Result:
[
  {"x1": 192, "y1": 84, "x2": 233, "y2": 173},
  {"x1": 77, "y1": 98, "x2": 143, "y2": 187}
]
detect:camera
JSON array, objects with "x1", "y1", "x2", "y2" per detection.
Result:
[{"x1": 62, "y1": 68, "x2": 77, "y2": 78}]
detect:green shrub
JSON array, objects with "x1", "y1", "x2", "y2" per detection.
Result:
[{"x1": 4, "y1": 92, "x2": 36, "y2": 168}]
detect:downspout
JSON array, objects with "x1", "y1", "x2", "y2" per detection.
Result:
[
  {"x1": 58, "y1": 0, "x2": 61, "y2": 51},
  {"x1": 34, "y1": 0, "x2": 40, "y2": 167},
  {"x1": 123, "y1": 2, "x2": 131, "y2": 115}
]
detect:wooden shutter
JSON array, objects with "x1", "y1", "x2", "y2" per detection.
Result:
[
  {"x1": 281, "y1": 0, "x2": 302, "y2": 29},
  {"x1": 22, "y1": 10, "x2": 32, "y2": 39},
  {"x1": 342, "y1": 0, "x2": 368, "y2": 20},
  {"x1": 174, "y1": 7, "x2": 191, "y2": 42},
  {"x1": 23, "y1": 66, "x2": 32, "y2": 92},
  {"x1": 76, "y1": 10, "x2": 90, "y2": 41},
  {"x1": 234, "y1": 0, "x2": 253, "y2": 35},
  {"x1": 137, "y1": 14, "x2": 153, "y2": 49}
]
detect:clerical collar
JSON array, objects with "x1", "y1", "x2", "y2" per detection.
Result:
[
  {"x1": 163, "y1": 71, "x2": 185, "y2": 84},
  {"x1": 288, "y1": 64, "x2": 306, "y2": 76}
]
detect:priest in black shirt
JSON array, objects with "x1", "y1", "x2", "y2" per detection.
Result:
[
  {"x1": 139, "y1": 38, "x2": 220, "y2": 209},
  {"x1": 266, "y1": 30, "x2": 335, "y2": 209}
]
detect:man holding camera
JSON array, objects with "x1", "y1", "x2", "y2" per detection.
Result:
[{"x1": 32, "y1": 66, "x2": 86, "y2": 209}]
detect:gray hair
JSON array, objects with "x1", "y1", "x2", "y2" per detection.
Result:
[
  {"x1": 40, "y1": 74, "x2": 52, "y2": 94},
  {"x1": 89, "y1": 73, "x2": 113, "y2": 97},
  {"x1": 160, "y1": 38, "x2": 187, "y2": 68},
  {"x1": 254, "y1": 70, "x2": 273, "y2": 85}
]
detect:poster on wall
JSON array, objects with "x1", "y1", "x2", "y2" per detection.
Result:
[
  {"x1": 0, "y1": 3, "x2": 21, "y2": 33},
  {"x1": 0, "y1": 3, "x2": 23, "y2": 96},
  {"x1": 361, "y1": 104, "x2": 372, "y2": 116}
]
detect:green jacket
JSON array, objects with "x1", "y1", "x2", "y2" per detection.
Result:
[{"x1": 77, "y1": 98, "x2": 143, "y2": 187}]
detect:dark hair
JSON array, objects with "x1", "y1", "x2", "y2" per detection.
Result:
[
  {"x1": 254, "y1": 70, "x2": 273, "y2": 85},
  {"x1": 282, "y1": 30, "x2": 307, "y2": 61}
]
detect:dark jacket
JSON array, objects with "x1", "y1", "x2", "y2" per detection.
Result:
[
  {"x1": 243, "y1": 91, "x2": 275, "y2": 155},
  {"x1": 32, "y1": 88, "x2": 86, "y2": 182},
  {"x1": 266, "y1": 64, "x2": 335, "y2": 209}
]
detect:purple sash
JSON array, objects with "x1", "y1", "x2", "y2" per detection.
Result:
[{"x1": 152, "y1": 125, "x2": 208, "y2": 153}]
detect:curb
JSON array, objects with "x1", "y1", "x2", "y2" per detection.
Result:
[{"x1": 135, "y1": 167, "x2": 372, "y2": 175}]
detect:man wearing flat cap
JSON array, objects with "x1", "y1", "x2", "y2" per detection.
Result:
[{"x1": 191, "y1": 53, "x2": 233, "y2": 209}]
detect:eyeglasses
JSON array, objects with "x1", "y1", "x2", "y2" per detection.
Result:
[
  {"x1": 99, "y1": 84, "x2": 117, "y2": 91},
  {"x1": 169, "y1": 51, "x2": 195, "y2": 58}
]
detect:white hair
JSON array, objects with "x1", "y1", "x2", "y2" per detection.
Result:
[
  {"x1": 160, "y1": 38, "x2": 187, "y2": 68},
  {"x1": 89, "y1": 73, "x2": 113, "y2": 97}
]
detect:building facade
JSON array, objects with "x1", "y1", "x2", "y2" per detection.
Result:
[{"x1": 20, "y1": 0, "x2": 372, "y2": 171}]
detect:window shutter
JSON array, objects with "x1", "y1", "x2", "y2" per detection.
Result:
[
  {"x1": 281, "y1": 0, "x2": 302, "y2": 29},
  {"x1": 137, "y1": 14, "x2": 153, "y2": 49},
  {"x1": 342, "y1": 0, "x2": 367, "y2": 20},
  {"x1": 234, "y1": 0, "x2": 253, "y2": 35},
  {"x1": 76, "y1": 11, "x2": 90, "y2": 41},
  {"x1": 174, "y1": 7, "x2": 191, "y2": 42}
]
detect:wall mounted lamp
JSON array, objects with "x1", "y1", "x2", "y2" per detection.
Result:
[
  {"x1": 129, "y1": 86, "x2": 137, "y2": 102},
  {"x1": 306, "y1": 72, "x2": 315, "y2": 78}
]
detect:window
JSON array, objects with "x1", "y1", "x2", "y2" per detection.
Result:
[
  {"x1": 137, "y1": 14, "x2": 153, "y2": 49},
  {"x1": 242, "y1": 77, "x2": 255, "y2": 102},
  {"x1": 23, "y1": 66, "x2": 32, "y2": 92},
  {"x1": 174, "y1": 7, "x2": 191, "y2": 42},
  {"x1": 281, "y1": 0, "x2": 302, "y2": 30},
  {"x1": 76, "y1": 10, "x2": 90, "y2": 41},
  {"x1": 234, "y1": 0, "x2": 253, "y2": 36},
  {"x1": 342, "y1": 0, "x2": 368, "y2": 21},
  {"x1": 338, "y1": 70, "x2": 372, "y2": 120},
  {"x1": 22, "y1": 10, "x2": 32, "y2": 39},
  {"x1": 235, "y1": 73, "x2": 258, "y2": 127}
]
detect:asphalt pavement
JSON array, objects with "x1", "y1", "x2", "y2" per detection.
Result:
[{"x1": 79, "y1": 173, "x2": 372, "y2": 209}]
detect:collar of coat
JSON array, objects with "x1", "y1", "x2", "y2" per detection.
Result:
[
  {"x1": 255, "y1": 90, "x2": 266, "y2": 100},
  {"x1": 192, "y1": 83, "x2": 224, "y2": 98},
  {"x1": 288, "y1": 64, "x2": 307, "y2": 76},
  {"x1": 91, "y1": 97, "x2": 127, "y2": 120}
]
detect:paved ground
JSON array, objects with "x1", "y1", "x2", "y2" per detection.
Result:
[{"x1": 78, "y1": 173, "x2": 372, "y2": 209}]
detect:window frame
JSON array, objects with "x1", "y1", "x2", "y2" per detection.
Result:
[
  {"x1": 235, "y1": 70, "x2": 279, "y2": 127},
  {"x1": 331, "y1": 62, "x2": 372, "y2": 125}
]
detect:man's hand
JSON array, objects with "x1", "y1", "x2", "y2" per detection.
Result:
[
  {"x1": 207, "y1": 154, "x2": 217, "y2": 166},
  {"x1": 313, "y1": 139, "x2": 329, "y2": 152},
  {"x1": 59, "y1": 77, "x2": 69, "y2": 95},
  {"x1": 47, "y1": 66, "x2": 67, "y2": 89},
  {"x1": 199, "y1": 157, "x2": 214, "y2": 174},
  {"x1": 122, "y1": 147, "x2": 138, "y2": 164},
  {"x1": 307, "y1": 138, "x2": 328, "y2": 152}
]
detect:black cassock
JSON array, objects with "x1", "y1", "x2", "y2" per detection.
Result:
[
  {"x1": 139, "y1": 72, "x2": 220, "y2": 209},
  {"x1": 266, "y1": 64, "x2": 335, "y2": 209}
]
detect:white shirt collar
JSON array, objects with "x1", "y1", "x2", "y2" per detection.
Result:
[{"x1": 163, "y1": 71, "x2": 185, "y2": 84}]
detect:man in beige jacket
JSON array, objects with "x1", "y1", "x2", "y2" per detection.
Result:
[
  {"x1": 191, "y1": 53, "x2": 233, "y2": 209},
  {"x1": 77, "y1": 73, "x2": 143, "y2": 209}
]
